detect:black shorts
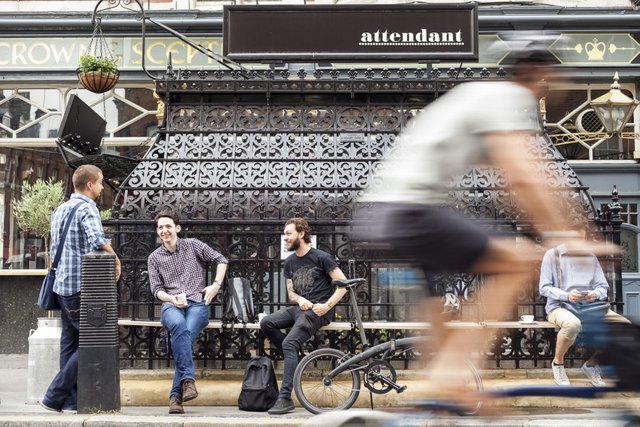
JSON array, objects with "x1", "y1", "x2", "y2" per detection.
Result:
[{"x1": 383, "y1": 205, "x2": 489, "y2": 277}]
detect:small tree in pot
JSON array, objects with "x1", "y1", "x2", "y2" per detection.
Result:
[{"x1": 12, "y1": 179, "x2": 65, "y2": 269}]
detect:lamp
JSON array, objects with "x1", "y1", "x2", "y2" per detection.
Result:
[{"x1": 590, "y1": 72, "x2": 639, "y2": 135}]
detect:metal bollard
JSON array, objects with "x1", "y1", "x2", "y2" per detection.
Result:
[
  {"x1": 77, "y1": 251, "x2": 120, "y2": 413},
  {"x1": 26, "y1": 317, "x2": 62, "y2": 404}
]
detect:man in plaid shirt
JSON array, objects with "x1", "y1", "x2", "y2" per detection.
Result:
[
  {"x1": 147, "y1": 210, "x2": 228, "y2": 414},
  {"x1": 41, "y1": 165, "x2": 121, "y2": 414}
]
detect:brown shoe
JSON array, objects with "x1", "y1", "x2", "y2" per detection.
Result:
[
  {"x1": 169, "y1": 395, "x2": 183, "y2": 414},
  {"x1": 181, "y1": 379, "x2": 198, "y2": 402}
]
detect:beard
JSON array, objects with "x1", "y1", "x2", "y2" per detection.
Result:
[{"x1": 287, "y1": 237, "x2": 301, "y2": 251}]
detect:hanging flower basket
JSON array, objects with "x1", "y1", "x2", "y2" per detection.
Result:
[
  {"x1": 77, "y1": 16, "x2": 120, "y2": 94},
  {"x1": 77, "y1": 65, "x2": 119, "y2": 94}
]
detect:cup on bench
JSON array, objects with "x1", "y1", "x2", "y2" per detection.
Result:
[{"x1": 520, "y1": 314, "x2": 534, "y2": 323}]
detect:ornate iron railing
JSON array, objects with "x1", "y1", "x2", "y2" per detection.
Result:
[{"x1": 113, "y1": 67, "x2": 621, "y2": 369}]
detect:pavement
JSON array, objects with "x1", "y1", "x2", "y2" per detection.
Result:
[{"x1": 1, "y1": 354, "x2": 639, "y2": 426}]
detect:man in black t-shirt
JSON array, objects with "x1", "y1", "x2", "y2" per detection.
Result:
[{"x1": 260, "y1": 217, "x2": 347, "y2": 415}]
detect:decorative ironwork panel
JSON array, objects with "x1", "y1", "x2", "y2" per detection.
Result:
[{"x1": 114, "y1": 70, "x2": 609, "y2": 368}]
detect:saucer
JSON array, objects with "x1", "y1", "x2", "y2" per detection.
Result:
[{"x1": 519, "y1": 321, "x2": 536, "y2": 324}]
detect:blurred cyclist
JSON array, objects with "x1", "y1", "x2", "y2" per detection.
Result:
[{"x1": 359, "y1": 35, "x2": 614, "y2": 397}]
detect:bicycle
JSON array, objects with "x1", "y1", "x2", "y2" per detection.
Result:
[{"x1": 292, "y1": 278, "x2": 483, "y2": 415}]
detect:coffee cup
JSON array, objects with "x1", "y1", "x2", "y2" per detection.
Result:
[
  {"x1": 520, "y1": 315, "x2": 534, "y2": 323},
  {"x1": 258, "y1": 312, "x2": 268, "y2": 323},
  {"x1": 176, "y1": 293, "x2": 187, "y2": 305}
]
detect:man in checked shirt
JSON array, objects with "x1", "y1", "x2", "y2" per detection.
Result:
[
  {"x1": 147, "y1": 210, "x2": 228, "y2": 414},
  {"x1": 41, "y1": 164, "x2": 121, "y2": 414}
]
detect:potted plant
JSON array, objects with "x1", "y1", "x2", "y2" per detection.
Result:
[
  {"x1": 12, "y1": 179, "x2": 65, "y2": 270},
  {"x1": 77, "y1": 53, "x2": 119, "y2": 93}
]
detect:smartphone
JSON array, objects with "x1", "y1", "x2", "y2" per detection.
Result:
[{"x1": 580, "y1": 290, "x2": 590, "y2": 296}]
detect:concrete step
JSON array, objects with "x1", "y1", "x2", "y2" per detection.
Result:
[{"x1": 120, "y1": 369, "x2": 640, "y2": 409}]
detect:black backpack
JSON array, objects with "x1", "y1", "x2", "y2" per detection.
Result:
[
  {"x1": 238, "y1": 356, "x2": 279, "y2": 411},
  {"x1": 222, "y1": 277, "x2": 255, "y2": 324}
]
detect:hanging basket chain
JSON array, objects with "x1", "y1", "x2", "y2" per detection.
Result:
[
  {"x1": 78, "y1": 15, "x2": 119, "y2": 94},
  {"x1": 87, "y1": 17, "x2": 116, "y2": 62}
]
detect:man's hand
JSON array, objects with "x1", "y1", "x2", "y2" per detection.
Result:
[
  {"x1": 202, "y1": 284, "x2": 220, "y2": 305},
  {"x1": 298, "y1": 297, "x2": 313, "y2": 310},
  {"x1": 568, "y1": 290, "x2": 584, "y2": 303},
  {"x1": 312, "y1": 303, "x2": 331, "y2": 316},
  {"x1": 115, "y1": 258, "x2": 122, "y2": 281},
  {"x1": 173, "y1": 295, "x2": 188, "y2": 308},
  {"x1": 583, "y1": 291, "x2": 598, "y2": 302}
]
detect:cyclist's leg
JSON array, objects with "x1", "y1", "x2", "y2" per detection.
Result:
[{"x1": 436, "y1": 238, "x2": 534, "y2": 361}]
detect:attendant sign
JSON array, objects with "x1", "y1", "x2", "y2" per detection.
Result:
[{"x1": 223, "y1": 4, "x2": 478, "y2": 62}]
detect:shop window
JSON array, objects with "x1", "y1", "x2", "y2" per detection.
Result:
[{"x1": 0, "y1": 147, "x2": 116, "y2": 270}]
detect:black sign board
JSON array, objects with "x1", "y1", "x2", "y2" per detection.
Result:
[{"x1": 223, "y1": 4, "x2": 478, "y2": 62}]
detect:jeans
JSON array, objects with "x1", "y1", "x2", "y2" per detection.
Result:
[
  {"x1": 43, "y1": 292, "x2": 81, "y2": 410},
  {"x1": 161, "y1": 301, "x2": 209, "y2": 398},
  {"x1": 260, "y1": 306, "x2": 327, "y2": 399}
]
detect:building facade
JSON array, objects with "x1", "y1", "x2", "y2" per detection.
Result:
[{"x1": 1, "y1": 1, "x2": 639, "y2": 362}]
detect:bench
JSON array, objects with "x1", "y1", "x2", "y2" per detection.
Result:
[{"x1": 117, "y1": 318, "x2": 555, "y2": 330}]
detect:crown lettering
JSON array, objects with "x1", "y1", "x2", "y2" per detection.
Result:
[{"x1": 585, "y1": 38, "x2": 606, "y2": 61}]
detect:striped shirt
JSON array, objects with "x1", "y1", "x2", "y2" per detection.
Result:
[
  {"x1": 50, "y1": 194, "x2": 106, "y2": 296},
  {"x1": 148, "y1": 238, "x2": 228, "y2": 303}
]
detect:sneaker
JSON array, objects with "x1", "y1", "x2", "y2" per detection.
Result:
[
  {"x1": 169, "y1": 394, "x2": 184, "y2": 414},
  {"x1": 268, "y1": 397, "x2": 295, "y2": 415},
  {"x1": 552, "y1": 363, "x2": 570, "y2": 386},
  {"x1": 581, "y1": 362, "x2": 606, "y2": 387},
  {"x1": 61, "y1": 408, "x2": 77, "y2": 414},
  {"x1": 181, "y1": 379, "x2": 198, "y2": 402},
  {"x1": 40, "y1": 400, "x2": 61, "y2": 412}
]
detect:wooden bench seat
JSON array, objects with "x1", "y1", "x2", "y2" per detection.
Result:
[{"x1": 117, "y1": 318, "x2": 555, "y2": 330}]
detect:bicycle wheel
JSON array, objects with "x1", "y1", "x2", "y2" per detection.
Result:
[
  {"x1": 293, "y1": 348, "x2": 361, "y2": 414},
  {"x1": 457, "y1": 359, "x2": 484, "y2": 416}
]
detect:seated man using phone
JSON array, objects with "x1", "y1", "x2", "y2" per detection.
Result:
[{"x1": 539, "y1": 233, "x2": 630, "y2": 387}]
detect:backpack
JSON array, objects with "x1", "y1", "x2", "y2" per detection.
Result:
[
  {"x1": 222, "y1": 277, "x2": 255, "y2": 324},
  {"x1": 238, "y1": 356, "x2": 279, "y2": 411}
]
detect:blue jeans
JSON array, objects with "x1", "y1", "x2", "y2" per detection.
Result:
[
  {"x1": 161, "y1": 302, "x2": 208, "y2": 398},
  {"x1": 260, "y1": 306, "x2": 327, "y2": 399},
  {"x1": 43, "y1": 292, "x2": 81, "y2": 410}
]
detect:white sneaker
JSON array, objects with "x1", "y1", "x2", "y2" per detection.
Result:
[
  {"x1": 581, "y1": 362, "x2": 606, "y2": 387},
  {"x1": 552, "y1": 364, "x2": 570, "y2": 386}
]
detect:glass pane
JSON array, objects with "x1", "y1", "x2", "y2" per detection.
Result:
[
  {"x1": 621, "y1": 228, "x2": 639, "y2": 273},
  {"x1": 0, "y1": 89, "x2": 64, "y2": 138}
]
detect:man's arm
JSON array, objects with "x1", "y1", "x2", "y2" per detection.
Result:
[
  {"x1": 312, "y1": 267, "x2": 348, "y2": 317},
  {"x1": 539, "y1": 250, "x2": 570, "y2": 302},
  {"x1": 287, "y1": 278, "x2": 313, "y2": 310},
  {"x1": 485, "y1": 132, "x2": 570, "y2": 234},
  {"x1": 99, "y1": 243, "x2": 121, "y2": 282},
  {"x1": 586, "y1": 257, "x2": 609, "y2": 302},
  {"x1": 194, "y1": 239, "x2": 229, "y2": 304},
  {"x1": 202, "y1": 262, "x2": 228, "y2": 305},
  {"x1": 80, "y1": 206, "x2": 121, "y2": 281}
]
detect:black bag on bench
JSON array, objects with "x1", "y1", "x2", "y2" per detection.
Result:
[{"x1": 238, "y1": 356, "x2": 279, "y2": 411}]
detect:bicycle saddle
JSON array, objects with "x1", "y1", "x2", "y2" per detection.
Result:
[{"x1": 332, "y1": 278, "x2": 367, "y2": 289}]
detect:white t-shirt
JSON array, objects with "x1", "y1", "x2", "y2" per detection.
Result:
[{"x1": 363, "y1": 81, "x2": 540, "y2": 205}]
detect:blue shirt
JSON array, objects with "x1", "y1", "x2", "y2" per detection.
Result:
[
  {"x1": 538, "y1": 244, "x2": 609, "y2": 314},
  {"x1": 50, "y1": 194, "x2": 106, "y2": 296}
]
